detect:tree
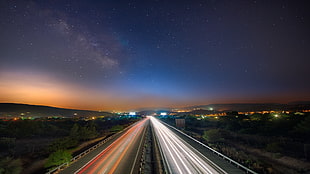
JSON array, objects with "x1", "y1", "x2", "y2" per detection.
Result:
[
  {"x1": 110, "y1": 125, "x2": 123, "y2": 132},
  {"x1": 78, "y1": 122, "x2": 98, "y2": 140},
  {"x1": 0, "y1": 137, "x2": 16, "y2": 152},
  {"x1": 295, "y1": 116, "x2": 310, "y2": 136},
  {"x1": 69, "y1": 123, "x2": 80, "y2": 139},
  {"x1": 0, "y1": 157, "x2": 22, "y2": 174},
  {"x1": 202, "y1": 129, "x2": 224, "y2": 143},
  {"x1": 266, "y1": 142, "x2": 282, "y2": 153},
  {"x1": 44, "y1": 150, "x2": 72, "y2": 169},
  {"x1": 67, "y1": 124, "x2": 80, "y2": 146},
  {"x1": 48, "y1": 137, "x2": 78, "y2": 153},
  {"x1": 79, "y1": 126, "x2": 97, "y2": 140}
]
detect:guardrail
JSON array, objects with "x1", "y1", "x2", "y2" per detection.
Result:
[
  {"x1": 150, "y1": 121, "x2": 171, "y2": 174},
  {"x1": 46, "y1": 122, "x2": 136, "y2": 174},
  {"x1": 138, "y1": 126, "x2": 148, "y2": 174},
  {"x1": 161, "y1": 121, "x2": 258, "y2": 174}
]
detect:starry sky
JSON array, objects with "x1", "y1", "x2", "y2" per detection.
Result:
[{"x1": 0, "y1": 0, "x2": 309, "y2": 111}]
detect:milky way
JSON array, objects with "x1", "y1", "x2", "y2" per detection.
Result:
[{"x1": 0, "y1": 0, "x2": 309, "y2": 110}]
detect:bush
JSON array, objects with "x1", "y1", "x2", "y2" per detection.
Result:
[
  {"x1": 110, "y1": 125, "x2": 123, "y2": 132},
  {"x1": 202, "y1": 129, "x2": 224, "y2": 143},
  {"x1": 0, "y1": 157, "x2": 22, "y2": 174},
  {"x1": 266, "y1": 142, "x2": 282, "y2": 153},
  {"x1": 44, "y1": 150, "x2": 72, "y2": 169}
]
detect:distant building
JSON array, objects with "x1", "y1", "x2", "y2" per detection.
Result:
[{"x1": 175, "y1": 119, "x2": 185, "y2": 128}]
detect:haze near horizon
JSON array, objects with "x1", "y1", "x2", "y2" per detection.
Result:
[{"x1": 1, "y1": 0, "x2": 310, "y2": 110}]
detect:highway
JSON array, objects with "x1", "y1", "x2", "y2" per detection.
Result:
[
  {"x1": 60, "y1": 117, "x2": 149, "y2": 174},
  {"x1": 59, "y1": 116, "x2": 248, "y2": 174},
  {"x1": 150, "y1": 116, "x2": 228, "y2": 174}
]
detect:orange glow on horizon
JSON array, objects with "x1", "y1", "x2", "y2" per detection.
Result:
[
  {"x1": 0, "y1": 71, "x2": 188, "y2": 111},
  {"x1": 1, "y1": 71, "x2": 309, "y2": 111}
]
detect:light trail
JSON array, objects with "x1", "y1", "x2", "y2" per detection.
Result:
[
  {"x1": 150, "y1": 116, "x2": 227, "y2": 174},
  {"x1": 73, "y1": 118, "x2": 149, "y2": 174}
]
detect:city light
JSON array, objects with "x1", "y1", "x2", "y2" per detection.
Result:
[{"x1": 129, "y1": 112, "x2": 136, "y2": 115}]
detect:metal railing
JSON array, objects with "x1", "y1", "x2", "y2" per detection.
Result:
[
  {"x1": 46, "y1": 122, "x2": 136, "y2": 174},
  {"x1": 137, "y1": 127, "x2": 148, "y2": 174},
  {"x1": 150, "y1": 121, "x2": 171, "y2": 174},
  {"x1": 161, "y1": 121, "x2": 258, "y2": 174}
]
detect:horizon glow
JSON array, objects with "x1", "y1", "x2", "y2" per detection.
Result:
[{"x1": 1, "y1": 1, "x2": 309, "y2": 110}]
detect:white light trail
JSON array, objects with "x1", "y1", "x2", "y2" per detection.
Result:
[{"x1": 150, "y1": 116, "x2": 227, "y2": 174}]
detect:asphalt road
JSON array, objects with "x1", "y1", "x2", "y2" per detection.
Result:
[
  {"x1": 59, "y1": 118, "x2": 149, "y2": 174},
  {"x1": 60, "y1": 116, "x2": 247, "y2": 174},
  {"x1": 150, "y1": 116, "x2": 228, "y2": 174},
  {"x1": 157, "y1": 117, "x2": 249, "y2": 174}
]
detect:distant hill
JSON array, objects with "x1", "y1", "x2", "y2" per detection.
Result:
[
  {"x1": 184, "y1": 102, "x2": 310, "y2": 112},
  {"x1": 288, "y1": 101, "x2": 310, "y2": 105},
  {"x1": 0, "y1": 103, "x2": 112, "y2": 118}
]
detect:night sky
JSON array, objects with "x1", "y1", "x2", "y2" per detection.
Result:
[{"x1": 0, "y1": 0, "x2": 309, "y2": 111}]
